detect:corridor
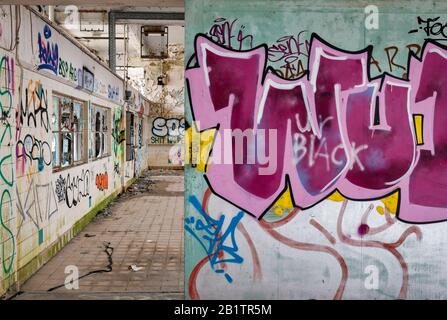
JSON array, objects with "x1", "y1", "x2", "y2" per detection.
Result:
[{"x1": 14, "y1": 170, "x2": 184, "y2": 300}]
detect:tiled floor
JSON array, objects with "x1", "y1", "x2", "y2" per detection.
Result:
[{"x1": 15, "y1": 170, "x2": 184, "y2": 300}]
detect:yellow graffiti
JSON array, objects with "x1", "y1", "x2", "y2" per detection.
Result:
[
  {"x1": 326, "y1": 190, "x2": 397, "y2": 215},
  {"x1": 269, "y1": 187, "x2": 295, "y2": 216},
  {"x1": 274, "y1": 187, "x2": 294, "y2": 209},
  {"x1": 273, "y1": 207, "x2": 284, "y2": 216},
  {"x1": 413, "y1": 114, "x2": 424, "y2": 145},
  {"x1": 185, "y1": 126, "x2": 216, "y2": 172},
  {"x1": 376, "y1": 191, "x2": 398, "y2": 215},
  {"x1": 327, "y1": 191, "x2": 345, "y2": 202}
]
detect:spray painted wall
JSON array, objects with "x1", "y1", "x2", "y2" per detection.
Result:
[
  {"x1": 185, "y1": 0, "x2": 447, "y2": 299},
  {"x1": 124, "y1": 86, "x2": 151, "y2": 180},
  {"x1": 0, "y1": 6, "x2": 151, "y2": 296},
  {"x1": 149, "y1": 115, "x2": 185, "y2": 166}
]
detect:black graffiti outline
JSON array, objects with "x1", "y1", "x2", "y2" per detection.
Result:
[
  {"x1": 16, "y1": 133, "x2": 52, "y2": 170},
  {"x1": 16, "y1": 80, "x2": 50, "y2": 133},
  {"x1": 54, "y1": 170, "x2": 91, "y2": 208},
  {"x1": 151, "y1": 116, "x2": 185, "y2": 142},
  {"x1": 186, "y1": 32, "x2": 447, "y2": 224}
]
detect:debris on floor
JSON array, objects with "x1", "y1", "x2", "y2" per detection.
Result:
[
  {"x1": 15, "y1": 169, "x2": 184, "y2": 300},
  {"x1": 95, "y1": 208, "x2": 113, "y2": 220},
  {"x1": 46, "y1": 242, "x2": 114, "y2": 292},
  {"x1": 124, "y1": 169, "x2": 183, "y2": 197},
  {"x1": 93, "y1": 169, "x2": 183, "y2": 221},
  {"x1": 128, "y1": 265, "x2": 144, "y2": 272}
]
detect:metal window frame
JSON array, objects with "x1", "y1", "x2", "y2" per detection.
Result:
[
  {"x1": 108, "y1": 11, "x2": 184, "y2": 71},
  {"x1": 140, "y1": 25, "x2": 169, "y2": 59}
]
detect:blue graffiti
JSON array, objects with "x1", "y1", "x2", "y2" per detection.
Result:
[
  {"x1": 185, "y1": 195, "x2": 244, "y2": 283},
  {"x1": 107, "y1": 85, "x2": 119, "y2": 101},
  {"x1": 37, "y1": 25, "x2": 59, "y2": 74},
  {"x1": 43, "y1": 24, "x2": 51, "y2": 38}
]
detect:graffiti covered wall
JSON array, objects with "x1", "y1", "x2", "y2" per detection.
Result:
[
  {"x1": 185, "y1": 0, "x2": 447, "y2": 299},
  {"x1": 0, "y1": 47, "x2": 17, "y2": 292},
  {"x1": 149, "y1": 115, "x2": 185, "y2": 166},
  {"x1": 0, "y1": 6, "x2": 149, "y2": 296},
  {"x1": 124, "y1": 86, "x2": 151, "y2": 180}
]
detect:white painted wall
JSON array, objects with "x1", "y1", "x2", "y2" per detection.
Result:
[{"x1": 0, "y1": 6, "x2": 152, "y2": 295}]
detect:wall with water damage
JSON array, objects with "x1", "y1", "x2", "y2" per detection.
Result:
[
  {"x1": 125, "y1": 25, "x2": 185, "y2": 168},
  {"x1": 184, "y1": 0, "x2": 447, "y2": 299},
  {"x1": 0, "y1": 5, "x2": 151, "y2": 296}
]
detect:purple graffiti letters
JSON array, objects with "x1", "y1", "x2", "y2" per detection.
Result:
[
  {"x1": 398, "y1": 42, "x2": 447, "y2": 222},
  {"x1": 186, "y1": 34, "x2": 447, "y2": 224}
]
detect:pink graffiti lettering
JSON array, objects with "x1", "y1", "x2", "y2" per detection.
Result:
[{"x1": 186, "y1": 34, "x2": 447, "y2": 224}]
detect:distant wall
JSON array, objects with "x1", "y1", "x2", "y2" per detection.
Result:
[
  {"x1": 126, "y1": 25, "x2": 185, "y2": 168},
  {"x1": 185, "y1": 0, "x2": 447, "y2": 300},
  {"x1": 148, "y1": 115, "x2": 184, "y2": 167}
]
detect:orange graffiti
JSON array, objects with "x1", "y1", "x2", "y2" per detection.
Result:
[{"x1": 95, "y1": 172, "x2": 108, "y2": 191}]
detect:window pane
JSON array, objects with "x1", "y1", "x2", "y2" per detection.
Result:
[
  {"x1": 61, "y1": 132, "x2": 72, "y2": 167},
  {"x1": 52, "y1": 97, "x2": 59, "y2": 132},
  {"x1": 52, "y1": 95, "x2": 87, "y2": 168},
  {"x1": 52, "y1": 132, "x2": 60, "y2": 167},
  {"x1": 61, "y1": 98, "x2": 72, "y2": 131},
  {"x1": 95, "y1": 110, "x2": 101, "y2": 132},
  {"x1": 95, "y1": 131, "x2": 101, "y2": 158},
  {"x1": 92, "y1": 106, "x2": 111, "y2": 159},
  {"x1": 102, "y1": 132, "x2": 106, "y2": 155},
  {"x1": 94, "y1": 110, "x2": 101, "y2": 158},
  {"x1": 102, "y1": 110, "x2": 109, "y2": 156},
  {"x1": 102, "y1": 111, "x2": 108, "y2": 133},
  {"x1": 73, "y1": 101, "x2": 83, "y2": 132},
  {"x1": 89, "y1": 105, "x2": 94, "y2": 159},
  {"x1": 74, "y1": 132, "x2": 83, "y2": 162},
  {"x1": 106, "y1": 110, "x2": 111, "y2": 155},
  {"x1": 126, "y1": 112, "x2": 134, "y2": 161}
]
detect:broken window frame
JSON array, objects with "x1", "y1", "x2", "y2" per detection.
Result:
[
  {"x1": 52, "y1": 93, "x2": 88, "y2": 172},
  {"x1": 91, "y1": 104, "x2": 111, "y2": 161},
  {"x1": 140, "y1": 25, "x2": 169, "y2": 59},
  {"x1": 126, "y1": 111, "x2": 135, "y2": 161}
]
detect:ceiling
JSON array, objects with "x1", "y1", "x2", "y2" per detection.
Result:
[
  {"x1": 15, "y1": 1, "x2": 184, "y2": 8},
  {"x1": 47, "y1": 5, "x2": 184, "y2": 65}
]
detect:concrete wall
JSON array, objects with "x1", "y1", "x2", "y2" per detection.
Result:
[
  {"x1": 185, "y1": 0, "x2": 447, "y2": 299},
  {"x1": 148, "y1": 115, "x2": 185, "y2": 167},
  {"x1": 126, "y1": 25, "x2": 185, "y2": 168},
  {"x1": 123, "y1": 86, "x2": 151, "y2": 183},
  {"x1": 128, "y1": 25, "x2": 185, "y2": 116},
  {"x1": 0, "y1": 6, "x2": 151, "y2": 296}
]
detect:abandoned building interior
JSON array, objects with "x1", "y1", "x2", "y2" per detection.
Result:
[
  {"x1": 6, "y1": 0, "x2": 447, "y2": 303},
  {"x1": 0, "y1": 4, "x2": 185, "y2": 299}
]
